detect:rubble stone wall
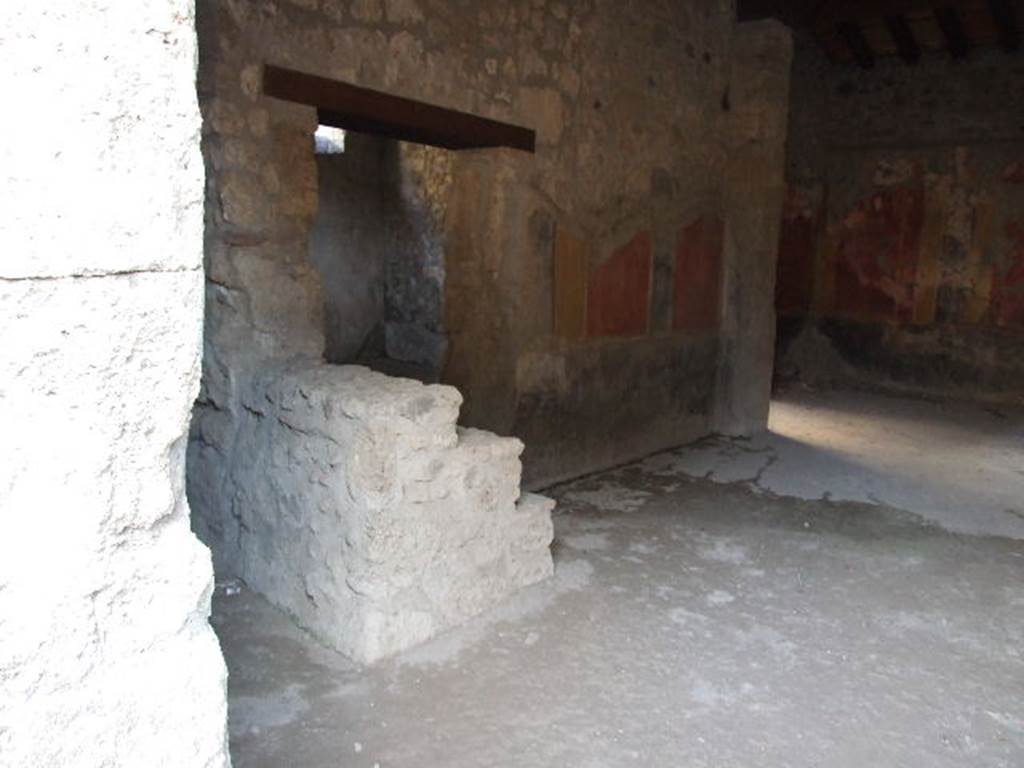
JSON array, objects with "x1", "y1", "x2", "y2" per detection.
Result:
[
  {"x1": 215, "y1": 362, "x2": 554, "y2": 663},
  {"x1": 189, "y1": 0, "x2": 783, "y2": 495},
  {"x1": 188, "y1": 2, "x2": 792, "y2": 656}
]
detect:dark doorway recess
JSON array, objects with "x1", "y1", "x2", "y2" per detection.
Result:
[{"x1": 263, "y1": 64, "x2": 536, "y2": 153}]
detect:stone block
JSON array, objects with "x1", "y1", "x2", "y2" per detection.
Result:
[
  {"x1": 386, "y1": 0, "x2": 424, "y2": 24},
  {"x1": 227, "y1": 245, "x2": 326, "y2": 359},
  {"x1": 0, "y1": 270, "x2": 228, "y2": 767},
  {"x1": 206, "y1": 362, "x2": 554, "y2": 663},
  {"x1": 385, "y1": 321, "x2": 449, "y2": 369},
  {"x1": 351, "y1": 0, "x2": 384, "y2": 22},
  {"x1": 0, "y1": 1, "x2": 204, "y2": 280},
  {"x1": 518, "y1": 87, "x2": 565, "y2": 145}
]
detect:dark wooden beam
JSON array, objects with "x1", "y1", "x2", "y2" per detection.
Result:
[
  {"x1": 988, "y1": 0, "x2": 1021, "y2": 51},
  {"x1": 736, "y1": 0, "x2": 782, "y2": 22},
  {"x1": 884, "y1": 14, "x2": 923, "y2": 63},
  {"x1": 263, "y1": 64, "x2": 535, "y2": 153},
  {"x1": 838, "y1": 22, "x2": 877, "y2": 68},
  {"x1": 816, "y1": 0, "x2": 945, "y2": 28},
  {"x1": 737, "y1": 0, "x2": 824, "y2": 26},
  {"x1": 812, "y1": 0, "x2": 931, "y2": 62},
  {"x1": 934, "y1": 6, "x2": 971, "y2": 58}
]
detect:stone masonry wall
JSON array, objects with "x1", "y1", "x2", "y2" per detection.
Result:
[
  {"x1": 216, "y1": 362, "x2": 554, "y2": 663},
  {"x1": 188, "y1": 0, "x2": 781, "y2": 498},
  {"x1": 778, "y1": 39, "x2": 1024, "y2": 402},
  {"x1": 383, "y1": 141, "x2": 453, "y2": 374},
  {"x1": 717, "y1": 20, "x2": 793, "y2": 434},
  {"x1": 0, "y1": 2, "x2": 229, "y2": 766}
]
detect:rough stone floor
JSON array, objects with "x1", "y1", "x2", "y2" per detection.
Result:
[{"x1": 213, "y1": 387, "x2": 1024, "y2": 768}]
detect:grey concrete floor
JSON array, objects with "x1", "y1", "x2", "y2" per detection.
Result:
[
  {"x1": 213, "y1": 389, "x2": 1024, "y2": 768},
  {"x1": 661, "y1": 387, "x2": 1024, "y2": 539}
]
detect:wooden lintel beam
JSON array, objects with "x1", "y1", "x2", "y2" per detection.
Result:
[
  {"x1": 935, "y1": 6, "x2": 971, "y2": 58},
  {"x1": 884, "y1": 14, "x2": 922, "y2": 63},
  {"x1": 263, "y1": 64, "x2": 536, "y2": 153},
  {"x1": 988, "y1": 0, "x2": 1021, "y2": 51},
  {"x1": 838, "y1": 22, "x2": 877, "y2": 68}
]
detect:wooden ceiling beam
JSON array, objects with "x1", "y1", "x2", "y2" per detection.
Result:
[
  {"x1": 737, "y1": 0, "x2": 786, "y2": 22},
  {"x1": 885, "y1": 14, "x2": 924, "y2": 62},
  {"x1": 934, "y1": 6, "x2": 971, "y2": 57},
  {"x1": 739, "y1": 0, "x2": 1014, "y2": 63},
  {"x1": 737, "y1": 0, "x2": 825, "y2": 26},
  {"x1": 814, "y1": 0, "x2": 953, "y2": 29},
  {"x1": 838, "y1": 21, "x2": 877, "y2": 68},
  {"x1": 988, "y1": 0, "x2": 1022, "y2": 50}
]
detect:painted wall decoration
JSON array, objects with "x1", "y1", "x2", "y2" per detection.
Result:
[
  {"x1": 833, "y1": 187, "x2": 924, "y2": 324},
  {"x1": 673, "y1": 216, "x2": 724, "y2": 332},
  {"x1": 553, "y1": 227, "x2": 588, "y2": 340},
  {"x1": 992, "y1": 220, "x2": 1024, "y2": 328},
  {"x1": 552, "y1": 217, "x2": 730, "y2": 342},
  {"x1": 776, "y1": 187, "x2": 818, "y2": 316},
  {"x1": 778, "y1": 147, "x2": 1024, "y2": 332},
  {"x1": 586, "y1": 231, "x2": 652, "y2": 338},
  {"x1": 1003, "y1": 161, "x2": 1024, "y2": 185}
]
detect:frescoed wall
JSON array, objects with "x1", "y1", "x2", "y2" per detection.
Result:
[{"x1": 777, "y1": 37, "x2": 1024, "y2": 401}]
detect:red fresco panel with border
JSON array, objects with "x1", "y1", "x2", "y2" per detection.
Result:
[
  {"x1": 673, "y1": 216, "x2": 724, "y2": 332},
  {"x1": 1002, "y1": 161, "x2": 1024, "y2": 184},
  {"x1": 586, "y1": 231, "x2": 652, "y2": 338},
  {"x1": 775, "y1": 188, "x2": 817, "y2": 316}
]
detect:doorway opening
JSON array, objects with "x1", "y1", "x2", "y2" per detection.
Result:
[
  {"x1": 308, "y1": 129, "x2": 451, "y2": 383},
  {"x1": 188, "y1": 64, "x2": 548, "y2": 669}
]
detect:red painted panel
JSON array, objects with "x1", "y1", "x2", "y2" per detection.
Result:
[
  {"x1": 1002, "y1": 161, "x2": 1024, "y2": 184},
  {"x1": 992, "y1": 220, "x2": 1024, "y2": 328},
  {"x1": 776, "y1": 186, "x2": 817, "y2": 316},
  {"x1": 673, "y1": 216, "x2": 724, "y2": 332},
  {"x1": 834, "y1": 188, "x2": 924, "y2": 323},
  {"x1": 586, "y1": 231, "x2": 652, "y2": 338}
]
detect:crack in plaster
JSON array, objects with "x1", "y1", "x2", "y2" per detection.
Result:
[{"x1": 0, "y1": 265, "x2": 202, "y2": 282}]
